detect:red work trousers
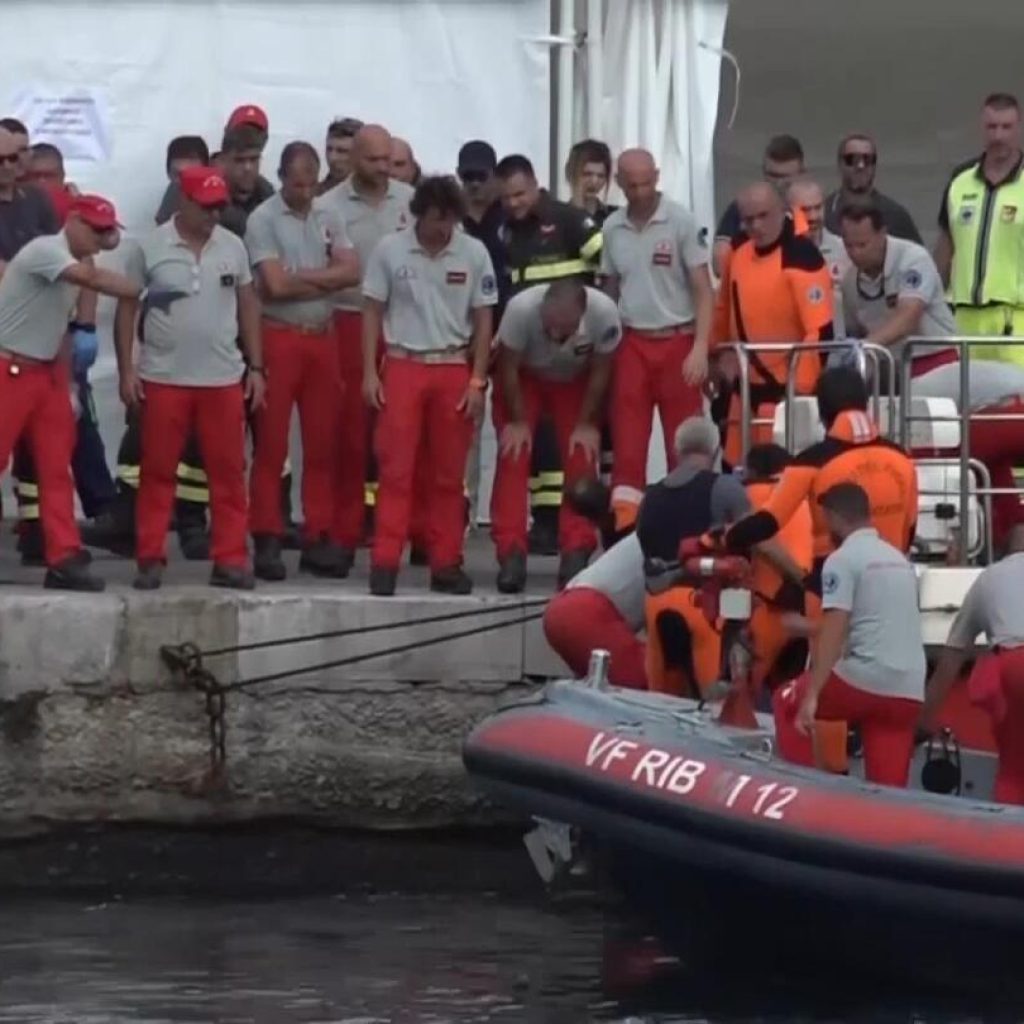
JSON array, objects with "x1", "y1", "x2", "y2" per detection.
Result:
[
  {"x1": 611, "y1": 329, "x2": 702, "y2": 527},
  {"x1": 250, "y1": 321, "x2": 342, "y2": 541},
  {"x1": 372, "y1": 357, "x2": 473, "y2": 571},
  {"x1": 543, "y1": 587, "x2": 648, "y2": 689},
  {"x1": 0, "y1": 354, "x2": 79, "y2": 565},
  {"x1": 137, "y1": 381, "x2": 248, "y2": 568},
  {"x1": 977, "y1": 647, "x2": 1024, "y2": 805},
  {"x1": 491, "y1": 370, "x2": 597, "y2": 559},
  {"x1": 332, "y1": 309, "x2": 372, "y2": 549},
  {"x1": 773, "y1": 670, "x2": 921, "y2": 787}
]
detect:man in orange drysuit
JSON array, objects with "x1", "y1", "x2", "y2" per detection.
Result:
[
  {"x1": 743, "y1": 443, "x2": 814, "y2": 693},
  {"x1": 711, "y1": 182, "x2": 835, "y2": 470},
  {"x1": 639, "y1": 417, "x2": 808, "y2": 699},
  {"x1": 922, "y1": 526, "x2": 1024, "y2": 803},
  {"x1": 722, "y1": 367, "x2": 918, "y2": 771}
]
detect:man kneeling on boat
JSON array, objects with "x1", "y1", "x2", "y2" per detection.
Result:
[
  {"x1": 638, "y1": 417, "x2": 807, "y2": 699},
  {"x1": 774, "y1": 483, "x2": 926, "y2": 787},
  {"x1": 921, "y1": 526, "x2": 1024, "y2": 804}
]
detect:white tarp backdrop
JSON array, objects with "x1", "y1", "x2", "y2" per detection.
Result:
[{"x1": 0, "y1": 0, "x2": 551, "y2": 237}]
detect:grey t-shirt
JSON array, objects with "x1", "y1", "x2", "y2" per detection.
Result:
[
  {"x1": 946, "y1": 552, "x2": 1024, "y2": 651},
  {"x1": 600, "y1": 196, "x2": 709, "y2": 330},
  {"x1": 363, "y1": 229, "x2": 497, "y2": 351},
  {"x1": 320, "y1": 177, "x2": 414, "y2": 311},
  {"x1": 842, "y1": 236, "x2": 956, "y2": 359},
  {"x1": 912, "y1": 359, "x2": 1024, "y2": 411},
  {"x1": 0, "y1": 232, "x2": 78, "y2": 360},
  {"x1": 566, "y1": 532, "x2": 646, "y2": 630},
  {"x1": 245, "y1": 192, "x2": 352, "y2": 327},
  {"x1": 497, "y1": 284, "x2": 622, "y2": 380},
  {"x1": 821, "y1": 527, "x2": 925, "y2": 700},
  {"x1": 124, "y1": 220, "x2": 252, "y2": 387}
]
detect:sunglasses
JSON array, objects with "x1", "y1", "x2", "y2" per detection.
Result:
[
  {"x1": 0, "y1": 153, "x2": 20, "y2": 166},
  {"x1": 842, "y1": 152, "x2": 877, "y2": 167}
]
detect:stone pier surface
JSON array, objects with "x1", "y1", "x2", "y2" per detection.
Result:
[{"x1": 0, "y1": 536, "x2": 567, "y2": 836}]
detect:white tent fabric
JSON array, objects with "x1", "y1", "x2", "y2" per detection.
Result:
[
  {"x1": 0, "y1": 0, "x2": 551, "y2": 237},
  {"x1": 563, "y1": 0, "x2": 730, "y2": 482}
]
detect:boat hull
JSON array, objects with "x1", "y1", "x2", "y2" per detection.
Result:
[{"x1": 464, "y1": 683, "x2": 1024, "y2": 993}]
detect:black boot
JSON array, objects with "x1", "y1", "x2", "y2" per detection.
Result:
[
  {"x1": 178, "y1": 527, "x2": 211, "y2": 561},
  {"x1": 210, "y1": 564, "x2": 256, "y2": 590},
  {"x1": 44, "y1": 551, "x2": 105, "y2": 592},
  {"x1": 369, "y1": 565, "x2": 397, "y2": 596},
  {"x1": 299, "y1": 536, "x2": 350, "y2": 578},
  {"x1": 528, "y1": 513, "x2": 559, "y2": 557},
  {"x1": 496, "y1": 548, "x2": 527, "y2": 595},
  {"x1": 80, "y1": 500, "x2": 135, "y2": 558},
  {"x1": 133, "y1": 560, "x2": 163, "y2": 591},
  {"x1": 557, "y1": 548, "x2": 592, "y2": 590},
  {"x1": 17, "y1": 521, "x2": 45, "y2": 567},
  {"x1": 431, "y1": 565, "x2": 473, "y2": 595},
  {"x1": 253, "y1": 534, "x2": 287, "y2": 581}
]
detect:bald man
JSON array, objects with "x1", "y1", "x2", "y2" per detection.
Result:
[
  {"x1": 711, "y1": 181, "x2": 835, "y2": 467},
  {"x1": 601, "y1": 148, "x2": 714, "y2": 532},
  {"x1": 787, "y1": 177, "x2": 849, "y2": 340},
  {"x1": 389, "y1": 137, "x2": 420, "y2": 187},
  {"x1": 321, "y1": 126, "x2": 414, "y2": 566}
]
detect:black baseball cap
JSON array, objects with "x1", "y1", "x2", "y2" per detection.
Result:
[{"x1": 457, "y1": 140, "x2": 497, "y2": 175}]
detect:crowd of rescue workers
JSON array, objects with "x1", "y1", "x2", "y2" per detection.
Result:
[{"x1": 1, "y1": 91, "x2": 1024, "y2": 800}]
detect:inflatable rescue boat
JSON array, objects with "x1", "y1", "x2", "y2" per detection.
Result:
[{"x1": 463, "y1": 665, "x2": 1023, "y2": 994}]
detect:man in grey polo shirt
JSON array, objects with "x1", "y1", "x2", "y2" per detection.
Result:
[
  {"x1": 490, "y1": 279, "x2": 621, "y2": 593},
  {"x1": 245, "y1": 141, "x2": 360, "y2": 582},
  {"x1": 0, "y1": 193, "x2": 139, "y2": 591},
  {"x1": 362, "y1": 175, "x2": 497, "y2": 596},
  {"x1": 840, "y1": 198, "x2": 957, "y2": 381},
  {"x1": 600, "y1": 148, "x2": 714, "y2": 534},
  {"x1": 321, "y1": 124, "x2": 413, "y2": 557},
  {"x1": 922, "y1": 525, "x2": 1024, "y2": 803},
  {"x1": 116, "y1": 166, "x2": 265, "y2": 592},
  {"x1": 774, "y1": 482, "x2": 925, "y2": 787}
]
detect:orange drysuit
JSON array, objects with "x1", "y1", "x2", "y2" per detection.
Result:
[
  {"x1": 712, "y1": 217, "x2": 835, "y2": 467},
  {"x1": 745, "y1": 479, "x2": 813, "y2": 690}
]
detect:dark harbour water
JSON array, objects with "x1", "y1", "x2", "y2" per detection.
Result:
[{"x1": 0, "y1": 830, "x2": 1016, "y2": 1024}]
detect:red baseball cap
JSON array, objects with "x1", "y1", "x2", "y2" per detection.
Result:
[
  {"x1": 180, "y1": 165, "x2": 229, "y2": 207},
  {"x1": 70, "y1": 194, "x2": 121, "y2": 230},
  {"x1": 226, "y1": 103, "x2": 269, "y2": 132}
]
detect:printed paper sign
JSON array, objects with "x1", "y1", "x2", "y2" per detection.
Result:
[{"x1": 9, "y1": 86, "x2": 111, "y2": 162}]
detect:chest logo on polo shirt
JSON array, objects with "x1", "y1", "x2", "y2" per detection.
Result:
[
  {"x1": 1002, "y1": 204, "x2": 1018, "y2": 223},
  {"x1": 652, "y1": 239, "x2": 673, "y2": 266},
  {"x1": 396, "y1": 265, "x2": 417, "y2": 281},
  {"x1": 959, "y1": 206, "x2": 976, "y2": 225},
  {"x1": 446, "y1": 270, "x2": 468, "y2": 285}
]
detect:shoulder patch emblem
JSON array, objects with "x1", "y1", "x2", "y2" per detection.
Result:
[
  {"x1": 902, "y1": 268, "x2": 922, "y2": 289},
  {"x1": 822, "y1": 571, "x2": 839, "y2": 595},
  {"x1": 602, "y1": 324, "x2": 620, "y2": 343},
  {"x1": 807, "y1": 285, "x2": 825, "y2": 304},
  {"x1": 697, "y1": 226, "x2": 709, "y2": 248},
  {"x1": 481, "y1": 273, "x2": 497, "y2": 296}
]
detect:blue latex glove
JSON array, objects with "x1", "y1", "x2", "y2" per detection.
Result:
[{"x1": 71, "y1": 325, "x2": 99, "y2": 376}]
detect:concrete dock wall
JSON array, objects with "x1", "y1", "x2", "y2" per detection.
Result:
[{"x1": 0, "y1": 586, "x2": 565, "y2": 836}]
